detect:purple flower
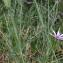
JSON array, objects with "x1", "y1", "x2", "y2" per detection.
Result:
[{"x1": 50, "y1": 28, "x2": 63, "y2": 40}]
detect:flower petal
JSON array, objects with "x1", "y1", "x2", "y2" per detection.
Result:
[
  {"x1": 57, "y1": 28, "x2": 61, "y2": 36},
  {"x1": 60, "y1": 34, "x2": 63, "y2": 37},
  {"x1": 49, "y1": 33, "x2": 55, "y2": 37},
  {"x1": 58, "y1": 36, "x2": 63, "y2": 40},
  {"x1": 52, "y1": 29, "x2": 56, "y2": 37}
]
